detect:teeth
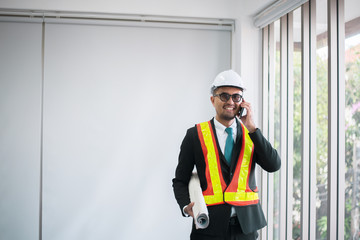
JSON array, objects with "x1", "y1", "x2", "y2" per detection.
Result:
[{"x1": 224, "y1": 105, "x2": 235, "y2": 110}]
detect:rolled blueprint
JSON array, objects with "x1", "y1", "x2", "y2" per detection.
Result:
[{"x1": 188, "y1": 172, "x2": 209, "y2": 229}]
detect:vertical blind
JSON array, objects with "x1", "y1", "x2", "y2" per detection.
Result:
[
  {"x1": 0, "y1": 19, "x2": 43, "y2": 240},
  {"x1": 0, "y1": 16, "x2": 232, "y2": 240}
]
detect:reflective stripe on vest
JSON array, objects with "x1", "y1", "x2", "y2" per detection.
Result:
[
  {"x1": 196, "y1": 121, "x2": 258, "y2": 206},
  {"x1": 224, "y1": 123, "x2": 258, "y2": 206},
  {"x1": 196, "y1": 121, "x2": 227, "y2": 205}
]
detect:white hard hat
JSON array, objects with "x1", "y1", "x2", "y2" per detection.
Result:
[{"x1": 210, "y1": 69, "x2": 245, "y2": 94}]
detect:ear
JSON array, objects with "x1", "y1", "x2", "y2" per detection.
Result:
[{"x1": 210, "y1": 96, "x2": 215, "y2": 106}]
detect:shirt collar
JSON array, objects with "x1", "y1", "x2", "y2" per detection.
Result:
[{"x1": 213, "y1": 118, "x2": 237, "y2": 134}]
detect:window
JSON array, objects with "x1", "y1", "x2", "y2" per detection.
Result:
[
  {"x1": 344, "y1": 1, "x2": 360, "y2": 239},
  {"x1": 260, "y1": 0, "x2": 360, "y2": 239},
  {"x1": 315, "y1": 0, "x2": 329, "y2": 238},
  {"x1": 292, "y1": 8, "x2": 302, "y2": 239}
]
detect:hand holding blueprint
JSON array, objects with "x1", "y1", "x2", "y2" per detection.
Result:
[{"x1": 188, "y1": 173, "x2": 209, "y2": 229}]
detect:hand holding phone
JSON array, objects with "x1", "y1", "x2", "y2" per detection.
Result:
[
  {"x1": 238, "y1": 98, "x2": 257, "y2": 133},
  {"x1": 238, "y1": 107, "x2": 245, "y2": 117}
]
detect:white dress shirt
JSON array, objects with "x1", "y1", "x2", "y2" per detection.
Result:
[{"x1": 213, "y1": 118, "x2": 237, "y2": 154}]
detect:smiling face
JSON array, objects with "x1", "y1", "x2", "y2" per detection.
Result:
[{"x1": 211, "y1": 86, "x2": 243, "y2": 127}]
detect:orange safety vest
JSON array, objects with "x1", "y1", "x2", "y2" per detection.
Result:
[{"x1": 196, "y1": 121, "x2": 259, "y2": 206}]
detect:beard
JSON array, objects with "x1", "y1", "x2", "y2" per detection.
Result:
[
  {"x1": 214, "y1": 102, "x2": 239, "y2": 123},
  {"x1": 218, "y1": 109, "x2": 237, "y2": 121},
  {"x1": 220, "y1": 113, "x2": 236, "y2": 121},
  {"x1": 219, "y1": 104, "x2": 238, "y2": 121}
]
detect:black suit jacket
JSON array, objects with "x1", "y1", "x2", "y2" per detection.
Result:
[{"x1": 172, "y1": 118, "x2": 281, "y2": 238}]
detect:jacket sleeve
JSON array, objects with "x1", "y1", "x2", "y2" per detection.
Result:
[
  {"x1": 249, "y1": 128, "x2": 281, "y2": 172},
  {"x1": 172, "y1": 128, "x2": 196, "y2": 216}
]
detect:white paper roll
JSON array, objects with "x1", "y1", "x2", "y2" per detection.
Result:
[{"x1": 188, "y1": 173, "x2": 209, "y2": 229}]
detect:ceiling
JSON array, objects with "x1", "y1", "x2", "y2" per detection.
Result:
[{"x1": 240, "y1": 0, "x2": 278, "y2": 17}]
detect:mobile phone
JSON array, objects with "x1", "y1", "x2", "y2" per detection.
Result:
[{"x1": 239, "y1": 107, "x2": 244, "y2": 117}]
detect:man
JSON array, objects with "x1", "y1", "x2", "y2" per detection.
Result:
[{"x1": 172, "y1": 70, "x2": 281, "y2": 240}]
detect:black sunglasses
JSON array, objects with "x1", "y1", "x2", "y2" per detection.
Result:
[{"x1": 214, "y1": 93, "x2": 243, "y2": 103}]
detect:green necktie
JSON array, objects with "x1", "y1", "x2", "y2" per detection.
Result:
[{"x1": 224, "y1": 127, "x2": 234, "y2": 164}]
